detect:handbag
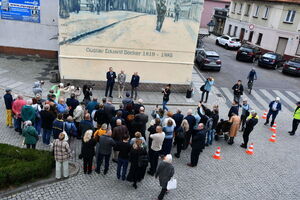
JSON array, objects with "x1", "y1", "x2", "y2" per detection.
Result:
[
  {"x1": 167, "y1": 178, "x2": 177, "y2": 190},
  {"x1": 200, "y1": 84, "x2": 205, "y2": 92}
]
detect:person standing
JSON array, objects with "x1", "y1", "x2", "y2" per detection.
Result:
[
  {"x1": 53, "y1": 132, "x2": 72, "y2": 180},
  {"x1": 135, "y1": 107, "x2": 148, "y2": 138},
  {"x1": 114, "y1": 135, "x2": 131, "y2": 180},
  {"x1": 104, "y1": 98, "x2": 115, "y2": 126},
  {"x1": 155, "y1": 0, "x2": 167, "y2": 32},
  {"x1": 187, "y1": 123, "x2": 207, "y2": 167},
  {"x1": 82, "y1": 85, "x2": 93, "y2": 105},
  {"x1": 183, "y1": 109, "x2": 196, "y2": 149},
  {"x1": 22, "y1": 121, "x2": 39, "y2": 149},
  {"x1": 117, "y1": 70, "x2": 126, "y2": 98},
  {"x1": 73, "y1": 102, "x2": 85, "y2": 130},
  {"x1": 232, "y1": 80, "x2": 244, "y2": 105},
  {"x1": 126, "y1": 139, "x2": 148, "y2": 189},
  {"x1": 32, "y1": 80, "x2": 44, "y2": 96},
  {"x1": 40, "y1": 104, "x2": 55, "y2": 145},
  {"x1": 289, "y1": 101, "x2": 300, "y2": 136},
  {"x1": 95, "y1": 130, "x2": 116, "y2": 175},
  {"x1": 155, "y1": 154, "x2": 175, "y2": 200},
  {"x1": 79, "y1": 114, "x2": 94, "y2": 139},
  {"x1": 86, "y1": 97, "x2": 99, "y2": 114},
  {"x1": 172, "y1": 109, "x2": 184, "y2": 131},
  {"x1": 174, "y1": 119, "x2": 189, "y2": 158},
  {"x1": 52, "y1": 114, "x2": 65, "y2": 140},
  {"x1": 240, "y1": 111, "x2": 259, "y2": 148},
  {"x1": 162, "y1": 84, "x2": 171, "y2": 111},
  {"x1": 264, "y1": 97, "x2": 282, "y2": 127},
  {"x1": 112, "y1": 119, "x2": 128, "y2": 162},
  {"x1": 148, "y1": 126, "x2": 165, "y2": 176},
  {"x1": 162, "y1": 119, "x2": 175, "y2": 155},
  {"x1": 21, "y1": 100, "x2": 36, "y2": 124},
  {"x1": 174, "y1": 3, "x2": 180, "y2": 22},
  {"x1": 4, "y1": 88, "x2": 13, "y2": 128},
  {"x1": 228, "y1": 101, "x2": 239, "y2": 118},
  {"x1": 66, "y1": 93, "x2": 79, "y2": 117},
  {"x1": 94, "y1": 104, "x2": 106, "y2": 127},
  {"x1": 228, "y1": 113, "x2": 241, "y2": 145},
  {"x1": 81, "y1": 130, "x2": 97, "y2": 174},
  {"x1": 12, "y1": 95, "x2": 27, "y2": 131},
  {"x1": 201, "y1": 77, "x2": 214, "y2": 103},
  {"x1": 240, "y1": 99, "x2": 250, "y2": 131},
  {"x1": 105, "y1": 67, "x2": 117, "y2": 98},
  {"x1": 130, "y1": 72, "x2": 140, "y2": 100}
]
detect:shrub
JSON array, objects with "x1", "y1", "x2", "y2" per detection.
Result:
[{"x1": 0, "y1": 143, "x2": 55, "y2": 189}]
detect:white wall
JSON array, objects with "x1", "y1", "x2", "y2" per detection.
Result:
[{"x1": 0, "y1": 0, "x2": 59, "y2": 51}]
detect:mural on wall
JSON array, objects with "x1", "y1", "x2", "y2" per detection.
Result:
[
  {"x1": 0, "y1": 0, "x2": 40, "y2": 23},
  {"x1": 59, "y1": 0, "x2": 203, "y2": 82}
]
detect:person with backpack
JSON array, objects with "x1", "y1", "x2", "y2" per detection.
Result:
[
  {"x1": 174, "y1": 119, "x2": 189, "y2": 158},
  {"x1": 200, "y1": 77, "x2": 214, "y2": 103},
  {"x1": 126, "y1": 139, "x2": 148, "y2": 189}
]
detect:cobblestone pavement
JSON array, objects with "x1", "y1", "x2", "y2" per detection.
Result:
[{"x1": 0, "y1": 55, "x2": 299, "y2": 200}]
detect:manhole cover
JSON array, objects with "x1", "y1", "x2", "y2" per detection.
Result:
[{"x1": 216, "y1": 93, "x2": 223, "y2": 97}]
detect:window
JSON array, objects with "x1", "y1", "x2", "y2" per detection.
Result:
[
  {"x1": 253, "y1": 5, "x2": 260, "y2": 17},
  {"x1": 232, "y1": 3, "x2": 237, "y2": 13},
  {"x1": 263, "y1": 7, "x2": 269, "y2": 19},
  {"x1": 238, "y1": 3, "x2": 243, "y2": 14},
  {"x1": 228, "y1": 24, "x2": 232, "y2": 35},
  {"x1": 245, "y1": 4, "x2": 251, "y2": 16},
  {"x1": 256, "y1": 33, "x2": 263, "y2": 45},
  {"x1": 233, "y1": 26, "x2": 238, "y2": 36},
  {"x1": 248, "y1": 31, "x2": 254, "y2": 42},
  {"x1": 285, "y1": 10, "x2": 296, "y2": 23}
]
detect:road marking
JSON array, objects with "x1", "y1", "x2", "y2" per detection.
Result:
[
  {"x1": 259, "y1": 89, "x2": 274, "y2": 102},
  {"x1": 1, "y1": 79, "x2": 16, "y2": 87},
  {"x1": 273, "y1": 90, "x2": 295, "y2": 111},
  {"x1": 0, "y1": 77, "x2": 10, "y2": 84},
  {"x1": 242, "y1": 93, "x2": 262, "y2": 114},
  {"x1": 251, "y1": 90, "x2": 270, "y2": 109},
  {"x1": 220, "y1": 87, "x2": 233, "y2": 102},
  {"x1": 8, "y1": 81, "x2": 24, "y2": 89},
  {"x1": 0, "y1": 69, "x2": 9, "y2": 75},
  {"x1": 285, "y1": 91, "x2": 300, "y2": 102}
]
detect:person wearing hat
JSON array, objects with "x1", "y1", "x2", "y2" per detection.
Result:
[
  {"x1": 240, "y1": 110, "x2": 259, "y2": 148},
  {"x1": 4, "y1": 88, "x2": 13, "y2": 128},
  {"x1": 240, "y1": 99, "x2": 250, "y2": 132},
  {"x1": 289, "y1": 102, "x2": 300, "y2": 136},
  {"x1": 264, "y1": 97, "x2": 282, "y2": 127}
]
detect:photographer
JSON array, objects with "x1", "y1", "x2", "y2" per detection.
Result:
[
  {"x1": 162, "y1": 84, "x2": 171, "y2": 111},
  {"x1": 200, "y1": 77, "x2": 214, "y2": 103}
]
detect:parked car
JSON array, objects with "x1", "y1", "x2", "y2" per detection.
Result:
[
  {"x1": 282, "y1": 58, "x2": 300, "y2": 76},
  {"x1": 236, "y1": 45, "x2": 261, "y2": 63},
  {"x1": 216, "y1": 35, "x2": 241, "y2": 49},
  {"x1": 258, "y1": 52, "x2": 285, "y2": 69},
  {"x1": 195, "y1": 49, "x2": 222, "y2": 71}
]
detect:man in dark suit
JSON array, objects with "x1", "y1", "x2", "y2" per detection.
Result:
[
  {"x1": 130, "y1": 72, "x2": 140, "y2": 100},
  {"x1": 105, "y1": 67, "x2": 117, "y2": 98},
  {"x1": 264, "y1": 97, "x2": 282, "y2": 127}
]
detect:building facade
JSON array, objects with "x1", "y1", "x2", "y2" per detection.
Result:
[{"x1": 224, "y1": 0, "x2": 300, "y2": 58}]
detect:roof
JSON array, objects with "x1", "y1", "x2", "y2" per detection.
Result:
[{"x1": 250, "y1": 0, "x2": 300, "y2": 4}]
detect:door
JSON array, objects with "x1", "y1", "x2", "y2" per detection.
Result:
[
  {"x1": 240, "y1": 28, "x2": 245, "y2": 41},
  {"x1": 275, "y1": 37, "x2": 288, "y2": 55}
]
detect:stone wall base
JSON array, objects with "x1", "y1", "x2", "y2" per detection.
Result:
[{"x1": 0, "y1": 46, "x2": 58, "y2": 59}]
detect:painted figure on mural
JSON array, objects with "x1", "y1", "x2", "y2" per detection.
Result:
[
  {"x1": 59, "y1": 0, "x2": 70, "y2": 18},
  {"x1": 155, "y1": 0, "x2": 167, "y2": 32},
  {"x1": 174, "y1": 3, "x2": 181, "y2": 22}
]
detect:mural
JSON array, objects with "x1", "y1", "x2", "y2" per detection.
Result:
[{"x1": 59, "y1": 0, "x2": 203, "y2": 84}]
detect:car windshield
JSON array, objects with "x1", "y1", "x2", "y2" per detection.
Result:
[
  {"x1": 232, "y1": 38, "x2": 241, "y2": 42},
  {"x1": 288, "y1": 59, "x2": 300, "y2": 67},
  {"x1": 239, "y1": 47, "x2": 253, "y2": 52},
  {"x1": 263, "y1": 53, "x2": 276, "y2": 59}
]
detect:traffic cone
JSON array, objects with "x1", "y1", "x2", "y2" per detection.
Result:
[
  {"x1": 269, "y1": 133, "x2": 277, "y2": 142},
  {"x1": 212, "y1": 147, "x2": 221, "y2": 160},
  {"x1": 262, "y1": 111, "x2": 267, "y2": 119},
  {"x1": 269, "y1": 123, "x2": 277, "y2": 133},
  {"x1": 246, "y1": 143, "x2": 254, "y2": 155}
]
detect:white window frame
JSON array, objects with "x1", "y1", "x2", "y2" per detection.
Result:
[
  {"x1": 238, "y1": 3, "x2": 243, "y2": 14},
  {"x1": 284, "y1": 10, "x2": 296, "y2": 23},
  {"x1": 232, "y1": 2, "x2": 237, "y2": 13},
  {"x1": 263, "y1": 6, "x2": 269, "y2": 19},
  {"x1": 245, "y1": 4, "x2": 251, "y2": 16},
  {"x1": 253, "y1": 5, "x2": 260, "y2": 17}
]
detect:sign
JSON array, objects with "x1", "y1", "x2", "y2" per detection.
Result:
[
  {"x1": 249, "y1": 24, "x2": 254, "y2": 30},
  {"x1": 0, "y1": 0, "x2": 40, "y2": 23}
]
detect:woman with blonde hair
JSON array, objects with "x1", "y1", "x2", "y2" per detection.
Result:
[
  {"x1": 174, "y1": 119, "x2": 189, "y2": 158},
  {"x1": 53, "y1": 132, "x2": 71, "y2": 179},
  {"x1": 130, "y1": 131, "x2": 146, "y2": 147},
  {"x1": 126, "y1": 139, "x2": 148, "y2": 189},
  {"x1": 81, "y1": 130, "x2": 97, "y2": 174}
]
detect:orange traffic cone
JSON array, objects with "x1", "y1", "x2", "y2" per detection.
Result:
[
  {"x1": 262, "y1": 111, "x2": 267, "y2": 119},
  {"x1": 246, "y1": 143, "x2": 254, "y2": 155},
  {"x1": 269, "y1": 133, "x2": 277, "y2": 142},
  {"x1": 269, "y1": 123, "x2": 277, "y2": 133},
  {"x1": 212, "y1": 147, "x2": 221, "y2": 160}
]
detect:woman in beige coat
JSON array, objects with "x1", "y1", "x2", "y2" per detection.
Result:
[{"x1": 228, "y1": 113, "x2": 240, "y2": 145}]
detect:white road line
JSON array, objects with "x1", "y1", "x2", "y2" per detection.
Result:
[
  {"x1": 8, "y1": 81, "x2": 24, "y2": 89},
  {"x1": 0, "y1": 69, "x2": 9, "y2": 75},
  {"x1": 251, "y1": 90, "x2": 270, "y2": 109},
  {"x1": 285, "y1": 91, "x2": 300, "y2": 102},
  {"x1": 1, "y1": 79, "x2": 16, "y2": 87},
  {"x1": 259, "y1": 89, "x2": 275, "y2": 102},
  {"x1": 0, "y1": 77, "x2": 10, "y2": 84},
  {"x1": 242, "y1": 93, "x2": 261, "y2": 113},
  {"x1": 220, "y1": 87, "x2": 233, "y2": 102},
  {"x1": 273, "y1": 90, "x2": 295, "y2": 111}
]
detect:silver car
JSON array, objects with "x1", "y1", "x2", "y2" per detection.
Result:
[{"x1": 195, "y1": 50, "x2": 222, "y2": 71}]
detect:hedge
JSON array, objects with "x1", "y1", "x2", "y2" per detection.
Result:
[{"x1": 0, "y1": 143, "x2": 55, "y2": 189}]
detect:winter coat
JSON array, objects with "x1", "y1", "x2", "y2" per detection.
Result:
[
  {"x1": 4, "y1": 93, "x2": 13, "y2": 109},
  {"x1": 104, "y1": 103, "x2": 115, "y2": 123},
  {"x1": 126, "y1": 147, "x2": 148, "y2": 183},
  {"x1": 57, "y1": 103, "x2": 69, "y2": 114},
  {"x1": 66, "y1": 97, "x2": 79, "y2": 116},
  {"x1": 86, "y1": 101, "x2": 99, "y2": 114},
  {"x1": 40, "y1": 110, "x2": 55, "y2": 130},
  {"x1": 204, "y1": 80, "x2": 214, "y2": 92},
  {"x1": 229, "y1": 115, "x2": 240, "y2": 137},
  {"x1": 21, "y1": 105, "x2": 36, "y2": 123},
  {"x1": 52, "y1": 119, "x2": 64, "y2": 139},
  {"x1": 122, "y1": 97, "x2": 133, "y2": 108},
  {"x1": 172, "y1": 113, "x2": 184, "y2": 130},
  {"x1": 53, "y1": 139, "x2": 71, "y2": 162},
  {"x1": 184, "y1": 115, "x2": 196, "y2": 132},
  {"x1": 79, "y1": 120, "x2": 94, "y2": 137},
  {"x1": 112, "y1": 125, "x2": 128, "y2": 142},
  {"x1": 32, "y1": 81, "x2": 43, "y2": 95},
  {"x1": 191, "y1": 129, "x2": 207, "y2": 150},
  {"x1": 228, "y1": 105, "x2": 239, "y2": 118},
  {"x1": 155, "y1": 161, "x2": 175, "y2": 188},
  {"x1": 64, "y1": 121, "x2": 77, "y2": 137},
  {"x1": 73, "y1": 105, "x2": 84, "y2": 123},
  {"x1": 81, "y1": 138, "x2": 97, "y2": 160},
  {"x1": 94, "y1": 109, "x2": 106, "y2": 126},
  {"x1": 130, "y1": 75, "x2": 140, "y2": 87},
  {"x1": 22, "y1": 126, "x2": 38, "y2": 145},
  {"x1": 96, "y1": 135, "x2": 115, "y2": 155},
  {"x1": 114, "y1": 141, "x2": 131, "y2": 160},
  {"x1": 232, "y1": 84, "x2": 244, "y2": 96},
  {"x1": 135, "y1": 113, "x2": 148, "y2": 136}
]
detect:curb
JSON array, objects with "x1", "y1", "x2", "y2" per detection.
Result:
[{"x1": 0, "y1": 161, "x2": 80, "y2": 198}]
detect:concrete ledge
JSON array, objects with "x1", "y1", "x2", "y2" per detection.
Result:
[
  {"x1": 0, "y1": 46, "x2": 58, "y2": 59},
  {"x1": 0, "y1": 161, "x2": 80, "y2": 198}
]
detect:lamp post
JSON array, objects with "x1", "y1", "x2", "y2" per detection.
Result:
[{"x1": 207, "y1": 20, "x2": 216, "y2": 35}]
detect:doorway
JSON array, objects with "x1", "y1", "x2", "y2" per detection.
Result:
[
  {"x1": 239, "y1": 28, "x2": 245, "y2": 41},
  {"x1": 275, "y1": 37, "x2": 288, "y2": 55}
]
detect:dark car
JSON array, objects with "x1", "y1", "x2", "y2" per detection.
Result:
[
  {"x1": 195, "y1": 49, "x2": 221, "y2": 71},
  {"x1": 258, "y1": 52, "x2": 285, "y2": 69},
  {"x1": 236, "y1": 45, "x2": 261, "y2": 63},
  {"x1": 282, "y1": 58, "x2": 300, "y2": 76}
]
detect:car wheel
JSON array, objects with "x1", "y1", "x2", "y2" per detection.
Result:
[
  {"x1": 216, "y1": 40, "x2": 219, "y2": 45},
  {"x1": 225, "y1": 44, "x2": 229, "y2": 49}
]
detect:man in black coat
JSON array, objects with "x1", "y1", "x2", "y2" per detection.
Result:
[
  {"x1": 105, "y1": 67, "x2": 116, "y2": 98},
  {"x1": 130, "y1": 72, "x2": 140, "y2": 100},
  {"x1": 94, "y1": 104, "x2": 106, "y2": 127},
  {"x1": 172, "y1": 109, "x2": 184, "y2": 131},
  {"x1": 187, "y1": 123, "x2": 207, "y2": 167},
  {"x1": 232, "y1": 80, "x2": 244, "y2": 105},
  {"x1": 40, "y1": 104, "x2": 55, "y2": 145},
  {"x1": 183, "y1": 109, "x2": 196, "y2": 149},
  {"x1": 66, "y1": 93, "x2": 79, "y2": 117},
  {"x1": 104, "y1": 98, "x2": 115, "y2": 126},
  {"x1": 135, "y1": 107, "x2": 148, "y2": 138},
  {"x1": 228, "y1": 101, "x2": 239, "y2": 118},
  {"x1": 241, "y1": 111, "x2": 258, "y2": 148}
]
